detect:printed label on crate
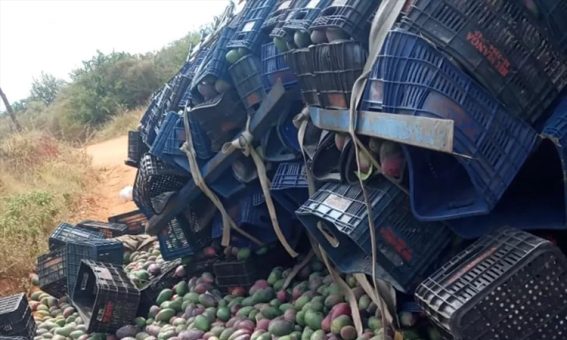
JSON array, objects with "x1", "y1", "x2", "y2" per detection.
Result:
[
  {"x1": 96, "y1": 301, "x2": 114, "y2": 323},
  {"x1": 306, "y1": 0, "x2": 320, "y2": 9},
  {"x1": 45, "y1": 256, "x2": 63, "y2": 268},
  {"x1": 242, "y1": 21, "x2": 257, "y2": 32},
  {"x1": 445, "y1": 245, "x2": 498, "y2": 286},
  {"x1": 323, "y1": 193, "x2": 352, "y2": 212},
  {"x1": 466, "y1": 31, "x2": 511, "y2": 77},
  {"x1": 379, "y1": 227, "x2": 412, "y2": 264},
  {"x1": 278, "y1": 0, "x2": 292, "y2": 10},
  {"x1": 331, "y1": 0, "x2": 348, "y2": 7}
]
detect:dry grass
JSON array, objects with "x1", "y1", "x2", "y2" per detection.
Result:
[
  {"x1": 0, "y1": 131, "x2": 96, "y2": 286},
  {"x1": 93, "y1": 107, "x2": 142, "y2": 142}
]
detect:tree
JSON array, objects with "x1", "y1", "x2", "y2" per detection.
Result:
[
  {"x1": 0, "y1": 87, "x2": 23, "y2": 132},
  {"x1": 30, "y1": 72, "x2": 66, "y2": 106}
]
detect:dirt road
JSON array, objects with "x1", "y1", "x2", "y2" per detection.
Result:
[{"x1": 72, "y1": 136, "x2": 137, "y2": 221}]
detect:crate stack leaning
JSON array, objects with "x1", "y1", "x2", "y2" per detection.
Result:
[
  {"x1": 10, "y1": 0, "x2": 567, "y2": 338},
  {"x1": 128, "y1": 0, "x2": 567, "y2": 338}
]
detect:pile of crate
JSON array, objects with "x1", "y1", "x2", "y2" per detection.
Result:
[{"x1": 4, "y1": 0, "x2": 561, "y2": 339}]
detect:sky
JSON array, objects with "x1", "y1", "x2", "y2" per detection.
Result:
[{"x1": 0, "y1": 0, "x2": 230, "y2": 103}]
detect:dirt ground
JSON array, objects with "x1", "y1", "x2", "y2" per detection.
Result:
[{"x1": 71, "y1": 135, "x2": 138, "y2": 221}]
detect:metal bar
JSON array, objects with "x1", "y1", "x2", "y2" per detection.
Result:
[
  {"x1": 309, "y1": 107, "x2": 455, "y2": 154},
  {"x1": 146, "y1": 81, "x2": 288, "y2": 235}
]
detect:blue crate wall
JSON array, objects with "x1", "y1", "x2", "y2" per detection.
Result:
[
  {"x1": 227, "y1": 0, "x2": 278, "y2": 52},
  {"x1": 446, "y1": 96, "x2": 567, "y2": 239},
  {"x1": 261, "y1": 42, "x2": 298, "y2": 92},
  {"x1": 309, "y1": 0, "x2": 379, "y2": 45},
  {"x1": 361, "y1": 29, "x2": 538, "y2": 221},
  {"x1": 190, "y1": 26, "x2": 236, "y2": 100},
  {"x1": 49, "y1": 223, "x2": 104, "y2": 251},
  {"x1": 296, "y1": 179, "x2": 452, "y2": 293},
  {"x1": 280, "y1": 0, "x2": 331, "y2": 34},
  {"x1": 65, "y1": 239, "x2": 123, "y2": 296}
]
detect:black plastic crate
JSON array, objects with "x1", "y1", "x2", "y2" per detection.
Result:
[
  {"x1": 229, "y1": 55, "x2": 267, "y2": 112},
  {"x1": 285, "y1": 48, "x2": 320, "y2": 106},
  {"x1": 71, "y1": 261, "x2": 140, "y2": 333},
  {"x1": 227, "y1": 0, "x2": 278, "y2": 52},
  {"x1": 415, "y1": 228, "x2": 567, "y2": 340},
  {"x1": 37, "y1": 247, "x2": 67, "y2": 298},
  {"x1": 0, "y1": 294, "x2": 36, "y2": 339},
  {"x1": 49, "y1": 223, "x2": 104, "y2": 251},
  {"x1": 296, "y1": 179, "x2": 452, "y2": 293},
  {"x1": 76, "y1": 220, "x2": 128, "y2": 238},
  {"x1": 157, "y1": 197, "x2": 217, "y2": 261},
  {"x1": 361, "y1": 29, "x2": 538, "y2": 221},
  {"x1": 311, "y1": 40, "x2": 367, "y2": 109},
  {"x1": 132, "y1": 153, "x2": 190, "y2": 215},
  {"x1": 213, "y1": 244, "x2": 292, "y2": 289},
  {"x1": 137, "y1": 259, "x2": 182, "y2": 317},
  {"x1": 520, "y1": 0, "x2": 567, "y2": 53},
  {"x1": 66, "y1": 239, "x2": 124, "y2": 296},
  {"x1": 189, "y1": 90, "x2": 248, "y2": 154},
  {"x1": 125, "y1": 130, "x2": 147, "y2": 168},
  {"x1": 309, "y1": 0, "x2": 379, "y2": 45},
  {"x1": 402, "y1": 0, "x2": 567, "y2": 125},
  {"x1": 108, "y1": 210, "x2": 147, "y2": 235},
  {"x1": 280, "y1": 0, "x2": 331, "y2": 35},
  {"x1": 261, "y1": 42, "x2": 298, "y2": 92}
]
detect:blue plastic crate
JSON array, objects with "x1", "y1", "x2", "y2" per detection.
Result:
[
  {"x1": 75, "y1": 220, "x2": 128, "y2": 238},
  {"x1": 270, "y1": 162, "x2": 309, "y2": 214},
  {"x1": 227, "y1": 0, "x2": 278, "y2": 52},
  {"x1": 281, "y1": 0, "x2": 331, "y2": 34},
  {"x1": 447, "y1": 96, "x2": 567, "y2": 239},
  {"x1": 361, "y1": 29, "x2": 538, "y2": 221},
  {"x1": 296, "y1": 180, "x2": 453, "y2": 293},
  {"x1": 309, "y1": 0, "x2": 379, "y2": 45},
  {"x1": 262, "y1": 0, "x2": 296, "y2": 33},
  {"x1": 49, "y1": 223, "x2": 104, "y2": 251},
  {"x1": 212, "y1": 187, "x2": 295, "y2": 249},
  {"x1": 261, "y1": 42, "x2": 298, "y2": 92},
  {"x1": 190, "y1": 26, "x2": 235, "y2": 101},
  {"x1": 65, "y1": 238, "x2": 123, "y2": 296},
  {"x1": 150, "y1": 111, "x2": 213, "y2": 165},
  {"x1": 177, "y1": 46, "x2": 210, "y2": 109},
  {"x1": 402, "y1": 0, "x2": 567, "y2": 125}
]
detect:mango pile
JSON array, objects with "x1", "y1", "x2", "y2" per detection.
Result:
[{"x1": 29, "y1": 242, "x2": 443, "y2": 340}]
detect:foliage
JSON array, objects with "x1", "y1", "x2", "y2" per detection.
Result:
[
  {"x1": 30, "y1": 72, "x2": 66, "y2": 106},
  {"x1": 94, "y1": 107, "x2": 143, "y2": 142},
  {"x1": 0, "y1": 131, "x2": 95, "y2": 279}
]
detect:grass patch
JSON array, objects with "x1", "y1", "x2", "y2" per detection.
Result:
[
  {"x1": 93, "y1": 107, "x2": 143, "y2": 142},
  {"x1": 0, "y1": 131, "x2": 95, "y2": 282}
]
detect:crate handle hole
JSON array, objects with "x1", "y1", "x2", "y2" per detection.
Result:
[{"x1": 318, "y1": 222, "x2": 340, "y2": 248}]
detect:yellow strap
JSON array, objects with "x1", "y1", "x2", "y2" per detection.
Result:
[
  {"x1": 182, "y1": 109, "x2": 264, "y2": 247},
  {"x1": 223, "y1": 127, "x2": 299, "y2": 258},
  {"x1": 282, "y1": 250, "x2": 314, "y2": 290}
]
